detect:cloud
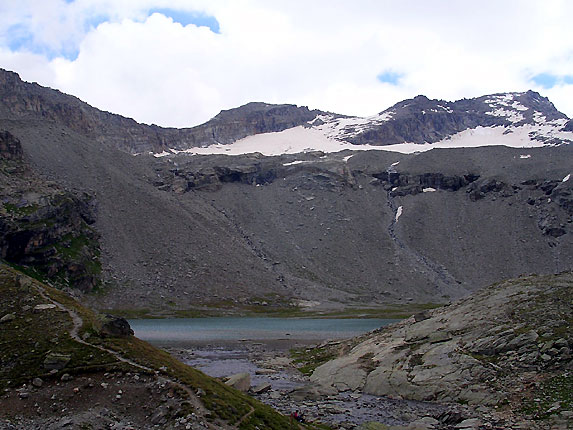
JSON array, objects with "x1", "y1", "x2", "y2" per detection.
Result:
[{"x1": 0, "y1": 0, "x2": 572, "y2": 127}]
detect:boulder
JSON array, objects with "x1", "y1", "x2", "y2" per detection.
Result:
[
  {"x1": 0, "y1": 313, "x2": 15, "y2": 323},
  {"x1": 43, "y1": 352, "x2": 71, "y2": 370},
  {"x1": 100, "y1": 315, "x2": 134, "y2": 337},
  {"x1": 225, "y1": 373, "x2": 251, "y2": 392},
  {"x1": 251, "y1": 382, "x2": 272, "y2": 394}
]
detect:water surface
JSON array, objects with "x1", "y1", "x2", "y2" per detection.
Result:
[{"x1": 129, "y1": 317, "x2": 397, "y2": 345}]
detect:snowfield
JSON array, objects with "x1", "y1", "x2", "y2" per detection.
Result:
[{"x1": 153, "y1": 123, "x2": 572, "y2": 158}]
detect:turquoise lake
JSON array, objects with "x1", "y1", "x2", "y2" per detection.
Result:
[{"x1": 129, "y1": 317, "x2": 398, "y2": 345}]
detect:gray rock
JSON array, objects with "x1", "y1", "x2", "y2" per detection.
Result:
[
  {"x1": 0, "y1": 313, "x2": 15, "y2": 323},
  {"x1": 454, "y1": 418, "x2": 482, "y2": 429},
  {"x1": 100, "y1": 315, "x2": 134, "y2": 337},
  {"x1": 150, "y1": 410, "x2": 168, "y2": 425},
  {"x1": 251, "y1": 382, "x2": 272, "y2": 394},
  {"x1": 44, "y1": 353, "x2": 71, "y2": 370},
  {"x1": 33, "y1": 304, "x2": 57, "y2": 311},
  {"x1": 225, "y1": 372, "x2": 250, "y2": 392},
  {"x1": 32, "y1": 377, "x2": 43, "y2": 387}
]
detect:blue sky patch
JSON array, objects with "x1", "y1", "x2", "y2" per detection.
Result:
[
  {"x1": 7, "y1": 24, "x2": 34, "y2": 52},
  {"x1": 6, "y1": 23, "x2": 79, "y2": 61},
  {"x1": 148, "y1": 8, "x2": 220, "y2": 33},
  {"x1": 377, "y1": 71, "x2": 403, "y2": 85},
  {"x1": 531, "y1": 73, "x2": 573, "y2": 89},
  {"x1": 531, "y1": 73, "x2": 558, "y2": 89}
]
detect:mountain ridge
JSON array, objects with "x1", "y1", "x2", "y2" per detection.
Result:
[
  {"x1": 0, "y1": 67, "x2": 571, "y2": 313},
  {"x1": 2, "y1": 68, "x2": 571, "y2": 157}
]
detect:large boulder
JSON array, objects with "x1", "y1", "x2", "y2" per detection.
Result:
[
  {"x1": 100, "y1": 315, "x2": 134, "y2": 337},
  {"x1": 225, "y1": 372, "x2": 251, "y2": 392},
  {"x1": 43, "y1": 352, "x2": 71, "y2": 370}
]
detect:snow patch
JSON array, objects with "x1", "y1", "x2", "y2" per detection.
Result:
[
  {"x1": 511, "y1": 101, "x2": 528, "y2": 111},
  {"x1": 437, "y1": 105, "x2": 453, "y2": 113},
  {"x1": 485, "y1": 108, "x2": 524, "y2": 123},
  {"x1": 152, "y1": 150, "x2": 171, "y2": 158},
  {"x1": 283, "y1": 160, "x2": 308, "y2": 166},
  {"x1": 520, "y1": 154, "x2": 531, "y2": 159},
  {"x1": 423, "y1": 187, "x2": 436, "y2": 192},
  {"x1": 391, "y1": 161, "x2": 400, "y2": 166},
  {"x1": 395, "y1": 206, "x2": 403, "y2": 222},
  {"x1": 312, "y1": 111, "x2": 394, "y2": 141},
  {"x1": 343, "y1": 155, "x2": 354, "y2": 162},
  {"x1": 563, "y1": 174, "x2": 571, "y2": 182}
]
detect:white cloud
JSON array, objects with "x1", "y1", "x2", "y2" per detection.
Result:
[{"x1": 0, "y1": 0, "x2": 572, "y2": 127}]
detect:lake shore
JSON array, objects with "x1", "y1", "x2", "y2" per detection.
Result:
[{"x1": 165, "y1": 339, "x2": 469, "y2": 429}]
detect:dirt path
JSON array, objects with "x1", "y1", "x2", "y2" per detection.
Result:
[{"x1": 34, "y1": 285, "x2": 262, "y2": 430}]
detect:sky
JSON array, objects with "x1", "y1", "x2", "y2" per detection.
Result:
[{"x1": 1, "y1": 0, "x2": 572, "y2": 128}]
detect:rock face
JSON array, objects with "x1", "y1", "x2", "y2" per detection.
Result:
[
  {"x1": 311, "y1": 272, "x2": 573, "y2": 409},
  {"x1": 0, "y1": 131, "x2": 23, "y2": 160},
  {"x1": 0, "y1": 130, "x2": 101, "y2": 291}
]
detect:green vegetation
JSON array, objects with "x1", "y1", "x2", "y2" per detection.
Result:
[
  {"x1": 104, "y1": 302, "x2": 441, "y2": 320},
  {"x1": 2, "y1": 202, "x2": 38, "y2": 216},
  {"x1": 0, "y1": 263, "x2": 330, "y2": 429},
  {"x1": 521, "y1": 373, "x2": 572, "y2": 419},
  {"x1": 291, "y1": 344, "x2": 339, "y2": 375},
  {"x1": 0, "y1": 266, "x2": 119, "y2": 388}
]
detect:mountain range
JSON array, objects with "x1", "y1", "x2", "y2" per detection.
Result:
[{"x1": 0, "y1": 68, "x2": 571, "y2": 314}]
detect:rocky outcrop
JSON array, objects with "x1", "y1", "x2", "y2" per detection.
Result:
[
  {"x1": 152, "y1": 151, "x2": 356, "y2": 193},
  {"x1": 0, "y1": 131, "x2": 23, "y2": 161},
  {"x1": 311, "y1": 272, "x2": 572, "y2": 414},
  {"x1": 167, "y1": 102, "x2": 319, "y2": 150},
  {"x1": 371, "y1": 171, "x2": 480, "y2": 196},
  {"x1": 0, "y1": 130, "x2": 101, "y2": 291}
]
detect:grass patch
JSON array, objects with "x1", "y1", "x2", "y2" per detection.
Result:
[
  {"x1": 100, "y1": 302, "x2": 440, "y2": 320},
  {"x1": 291, "y1": 345, "x2": 339, "y2": 376},
  {"x1": 0, "y1": 264, "x2": 120, "y2": 389},
  {"x1": 2, "y1": 202, "x2": 39, "y2": 216},
  {"x1": 521, "y1": 373, "x2": 572, "y2": 419}
]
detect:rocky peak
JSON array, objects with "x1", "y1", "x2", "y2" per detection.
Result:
[
  {"x1": 332, "y1": 90, "x2": 571, "y2": 147},
  {"x1": 169, "y1": 102, "x2": 322, "y2": 149}
]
